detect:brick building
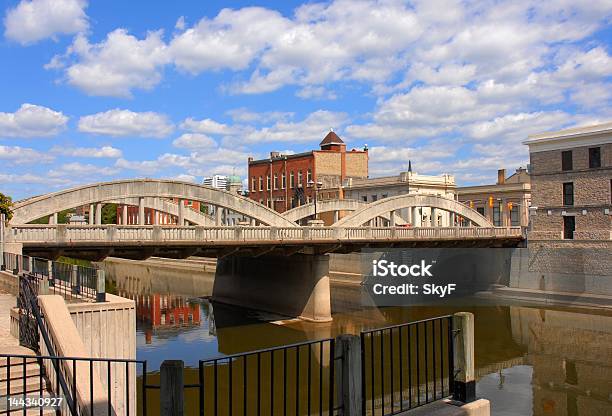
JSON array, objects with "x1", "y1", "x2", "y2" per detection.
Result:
[
  {"x1": 457, "y1": 168, "x2": 531, "y2": 227},
  {"x1": 524, "y1": 122, "x2": 611, "y2": 240},
  {"x1": 247, "y1": 131, "x2": 368, "y2": 213}
]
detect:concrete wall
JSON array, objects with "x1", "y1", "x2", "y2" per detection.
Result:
[
  {"x1": 213, "y1": 254, "x2": 332, "y2": 322},
  {"x1": 509, "y1": 242, "x2": 612, "y2": 295}
]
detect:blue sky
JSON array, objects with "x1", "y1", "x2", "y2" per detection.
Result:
[{"x1": 0, "y1": 0, "x2": 611, "y2": 200}]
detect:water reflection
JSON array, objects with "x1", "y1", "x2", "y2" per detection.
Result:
[{"x1": 100, "y1": 258, "x2": 612, "y2": 415}]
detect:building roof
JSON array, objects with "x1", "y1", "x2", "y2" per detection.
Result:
[
  {"x1": 320, "y1": 131, "x2": 344, "y2": 146},
  {"x1": 523, "y1": 121, "x2": 612, "y2": 152}
]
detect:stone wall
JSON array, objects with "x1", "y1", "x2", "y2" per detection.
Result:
[{"x1": 510, "y1": 241, "x2": 612, "y2": 295}]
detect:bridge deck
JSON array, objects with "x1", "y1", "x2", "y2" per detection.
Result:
[{"x1": 6, "y1": 225, "x2": 525, "y2": 260}]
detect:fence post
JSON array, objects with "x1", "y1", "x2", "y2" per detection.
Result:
[
  {"x1": 40, "y1": 260, "x2": 51, "y2": 295},
  {"x1": 0, "y1": 213, "x2": 4, "y2": 271},
  {"x1": 160, "y1": 360, "x2": 184, "y2": 416},
  {"x1": 96, "y1": 269, "x2": 106, "y2": 302},
  {"x1": 336, "y1": 335, "x2": 362, "y2": 416},
  {"x1": 453, "y1": 312, "x2": 475, "y2": 403},
  {"x1": 71, "y1": 265, "x2": 79, "y2": 294}
]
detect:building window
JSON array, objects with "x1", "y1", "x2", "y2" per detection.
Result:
[
  {"x1": 306, "y1": 169, "x2": 312, "y2": 186},
  {"x1": 371, "y1": 195, "x2": 378, "y2": 202},
  {"x1": 493, "y1": 206, "x2": 501, "y2": 226},
  {"x1": 381, "y1": 194, "x2": 388, "y2": 199},
  {"x1": 589, "y1": 147, "x2": 601, "y2": 168},
  {"x1": 273, "y1": 174, "x2": 278, "y2": 190},
  {"x1": 510, "y1": 207, "x2": 519, "y2": 226},
  {"x1": 563, "y1": 216, "x2": 575, "y2": 240},
  {"x1": 476, "y1": 207, "x2": 485, "y2": 216},
  {"x1": 290, "y1": 172, "x2": 294, "y2": 188},
  {"x1": 362, "y1": 196, "x2": 368, "y2": 202},
  {"x1": 563, "y1": 182, "x2": 574, "y2": 206},
  {"x1": 258, "y1": 176, "x2": 263, "y2": 191},
  {"x1": 561, "y1": 150, "x2": 573, "y2": 171},
  {"x1": 298, "y1": 170, "x2": 303, "y2": 187},
  {"x1": 281, "y1": 173, "x2": 286, "y2": 189},
  {"x1": 266, "y1": 175, "x2": 271, "y2": 190},
  {"x1": 251, "y1": 177, "x2": 256, "y2": 192}
]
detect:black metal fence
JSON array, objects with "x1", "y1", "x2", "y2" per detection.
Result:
[
  {"x1": 1, "y1": 252, "x2": 101, "y2": 301},
  {"x1": 360, "y1": 316, "x2": 454, "y2": 415}
]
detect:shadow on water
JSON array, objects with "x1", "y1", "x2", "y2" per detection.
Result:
[{"x1": 101, "y1": 258, "x2": 612, "y2": 416}]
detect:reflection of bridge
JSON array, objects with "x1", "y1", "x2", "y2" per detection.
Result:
[{"x1": 4, "y1": 179, "x2": 525, "y2": 323}]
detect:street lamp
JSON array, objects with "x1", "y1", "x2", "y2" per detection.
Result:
[{"x1": 309, "y1": 180, "x2": 324, "y2": 219}]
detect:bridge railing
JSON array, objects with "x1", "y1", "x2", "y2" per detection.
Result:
[{"x1": 5, "y1": 224, "x2": 524, "y2": 243}]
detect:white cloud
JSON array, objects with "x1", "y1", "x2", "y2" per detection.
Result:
[
  {"x1": 48, "y1": 162, "x2": 119, "y2": 177},
  {"x1": 78, "y1": 109, "x2": 174, "y2": 138},
  {"x1": 0, "y1": 145, "x2": 54, "y2": 164},
  {"x1": 296, "y1": 86, "x2": 337, "y2": 100},
  {"x1": 4, "y1": 0, "x2": 88, "y2": 45},
  {"x1": 51, "y1": 145, "x2": 122, "y2": 158},
  {"x1": 0, "y1": 104, "x2": 68, "y2": 138},
  {"x1": 49, "y1": 29, "x2": 170, "y2": 98},
  {"x1": 180, "y1": 118, "x2": 234, "y2": 135},
  {"x1": 172, "y1": 133, "x2": 217, "y2": 150},
  {"x1": 226, "y1": 108, "x2": 294, "y2": 123},
  {"x1": 239, "y1": 110, "x2": 348, "y2": 144}
]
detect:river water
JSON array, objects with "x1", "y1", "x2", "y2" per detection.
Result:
[{"x1": 101, "y1": 257, "x2": 612, "y2": 416}]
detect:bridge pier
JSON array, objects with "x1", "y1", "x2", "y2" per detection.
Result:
[{"x1": 212, "y1": 254, "x2": 333, "y2": 322}]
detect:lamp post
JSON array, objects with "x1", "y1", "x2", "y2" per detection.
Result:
[{"x1": 309, "y1": 180, "x2": 324, "y2": 220}]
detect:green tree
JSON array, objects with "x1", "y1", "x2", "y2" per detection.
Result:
[
  {"x1": 101, "y1": 203, "x2": 117, "y2": 224},
  {"x1": 0, "y1": 192, "x2": 13, "y2": 221}
]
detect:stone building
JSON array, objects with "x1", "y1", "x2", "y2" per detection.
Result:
[
  {"x1": 514, "y1": 122, "x2": 612, "y2": 296},
  {"x1": 247, "y1": 131, "x2": 369, "y2": 212},
  {"x1": 339, "y1": 171, "x2": 456, "y2": 226},
  {"x1": 457, "y1": 168, "x2": 531, "y2": 227},
  {"x1": 524, "y1": 122, "x2": 611, "y2": 240}
]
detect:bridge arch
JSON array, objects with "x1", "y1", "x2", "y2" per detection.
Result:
[
  {"x1": 106, "y1": 197, "x2": 215, "y2": 225},
  {"x1": 11, "y1": 179, "x2": 298, "y2": 227},
  {"x1": 333, "y1": 194, "x2": 493, "y2": 227},
  {"x1": 283, "y1": 199, "x2": 407, "y2": 225}
]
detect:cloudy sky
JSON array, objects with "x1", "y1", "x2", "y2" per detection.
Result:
[{"x1": 1, "y1": 0, "x2": 611, "y2": 200}]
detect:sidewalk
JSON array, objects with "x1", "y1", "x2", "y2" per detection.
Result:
[{"x1": 0, "y1": 288, "x2": 34, "y2": 355}]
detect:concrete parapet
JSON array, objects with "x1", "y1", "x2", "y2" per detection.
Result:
[{"x1": 213, "y1": 254, "x2": 332, "y2": 322}]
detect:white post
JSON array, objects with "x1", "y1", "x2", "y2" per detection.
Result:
[
  {"x1": 178, "y1": 199, "x2": 185, "y2": 226},
  {"x1": 453, "y1": 312, "x2": 476, "y2": 403},
  {"x1": 389, "y1": 210, "x2": 395, "y2": 227},
  {"x1": 95, "y1": 203, "x2": 102, "y2": 225},
  {"x1": 89, "y1": 204, "x2": 95, "y2": 225},
  {"x1": 139, "y1": 197, "x2": 145, "y2": 225},
  {"x1": 122, "y1": 205, "x2": 128, "y2": 225}
]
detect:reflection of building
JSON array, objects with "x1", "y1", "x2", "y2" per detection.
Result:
[
  {"x1": 247, "y1": 131, "x2": 369, "y2": 212},
  {"x1": 132, "y1": 294, "x2": 201, "y2": 344},
  {"x1": 524, "y1": 122, "x2": 611, "y2": 240},
  {"x1": 457, "y1": 168, "x2": 531, "y2": 227}
]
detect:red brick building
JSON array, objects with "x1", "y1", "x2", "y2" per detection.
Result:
[{"x1": 247, "y1": 131, "x2": 369, "y2": 213}]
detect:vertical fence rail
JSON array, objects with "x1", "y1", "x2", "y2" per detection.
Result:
[{"x1": 360, "y1": 316, "x2": 454, "y2": 416}]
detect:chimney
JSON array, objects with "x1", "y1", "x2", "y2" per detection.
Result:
[{"x1": 497, "y1": 169, "x2": 506, "y2": 185}]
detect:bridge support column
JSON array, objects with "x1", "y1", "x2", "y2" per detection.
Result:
[
  {"x1": 389, "y1": 210, "x2": 395, "y2": 227},
  {"x1": 89, "y1": 204, "x2": 95, "y2": 225},
  {"x1": 431, "y1": 208, "x2": 437, "y2": 227},
  {"x1": 213, "y1": 254, "x2": 332, "y2": 322},
  {"x1": 138, "y1": 197, "x2": 145, "y2": 225},
  {"x1": 215, "y1": 208, "x2": 222, "y2": 226},
  {"x1": 122, "y1": 205, "x2": 128, "y2": 225},
  {"x1": 95, "y1": 203, "x2": 102, "y2": 225}
]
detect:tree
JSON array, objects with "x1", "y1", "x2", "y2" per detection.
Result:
[
  {"x1": 0, "y1": 192, "x2": 13, "y2": 221},
  {"x1": 101, "y1": 203, "x2": 117, "y2": 224}
]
